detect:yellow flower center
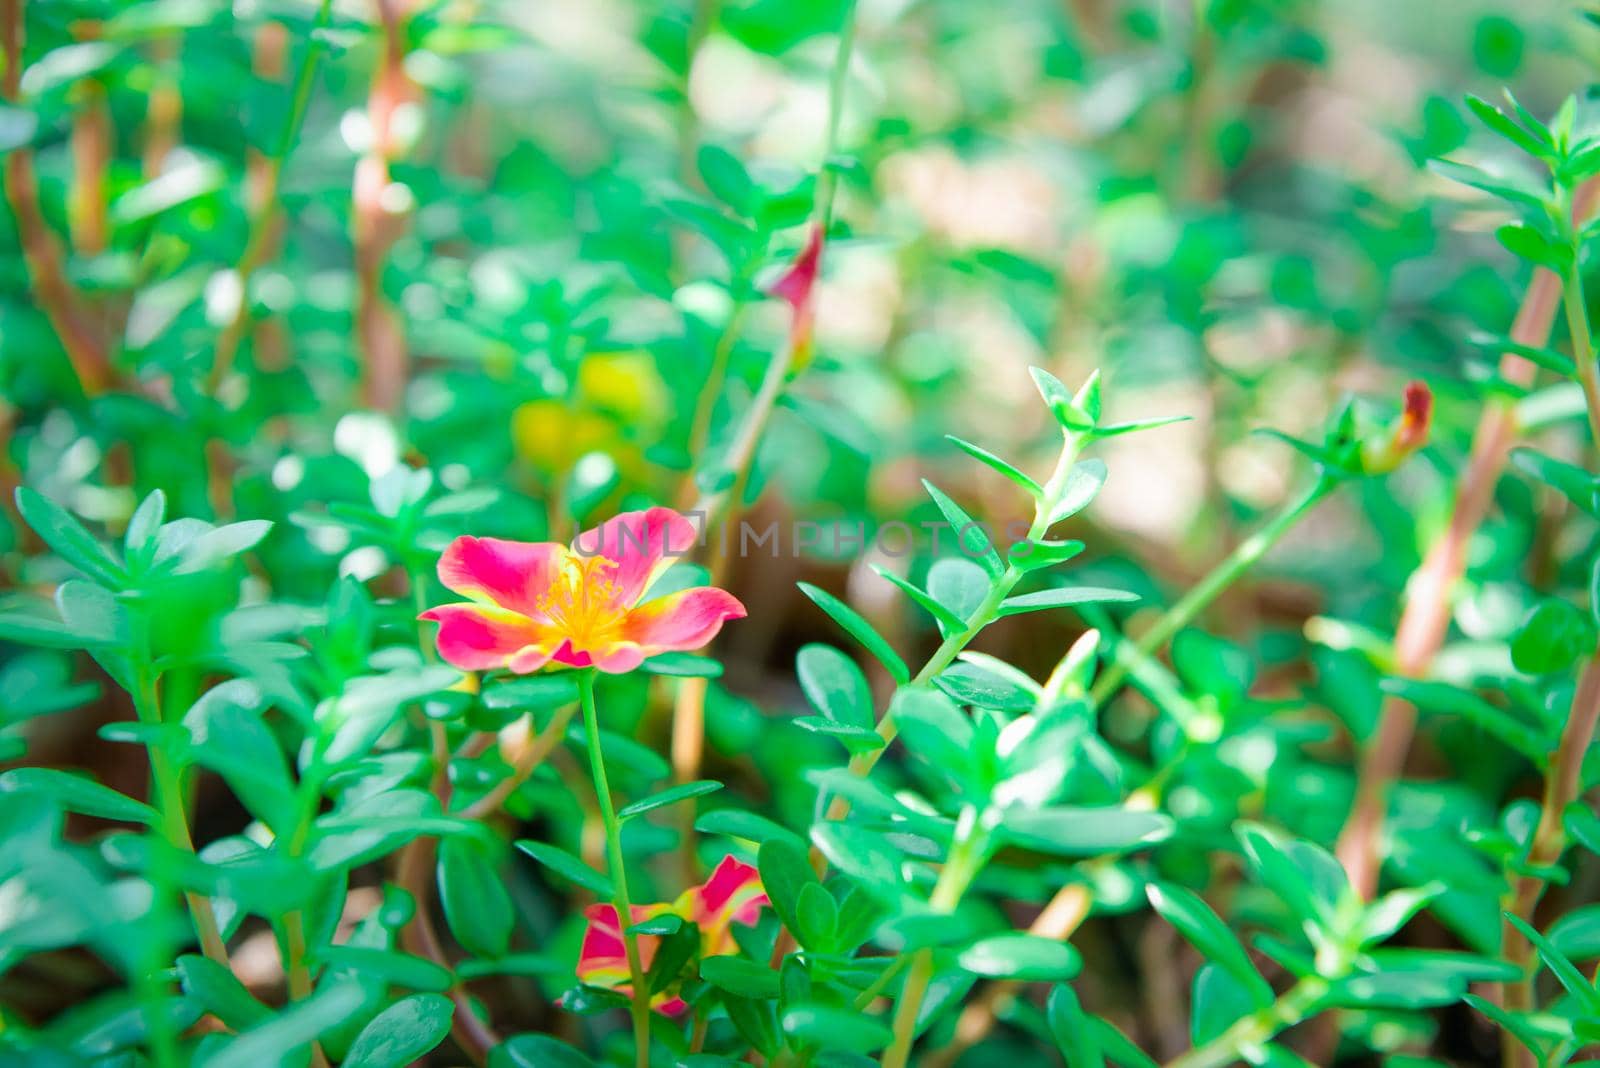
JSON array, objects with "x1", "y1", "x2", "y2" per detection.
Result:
[{"x1": 537, "y1": 551, "x2": 626, "y2": 650}]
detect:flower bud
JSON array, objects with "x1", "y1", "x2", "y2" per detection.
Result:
[
  {"x1": 767, "y1": 225, "x2": 824, "y2": 372},
  {"x1": 1358, "y1": 380, "x2": 1432, "y2": 475}
]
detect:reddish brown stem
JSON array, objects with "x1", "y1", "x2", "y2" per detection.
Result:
[
  {"x1": 1498, "y1": 657, "x2": 1600, "y2": 1068},
  {"x1": 141, "y1": 37, "x2": 182, "y2": 178},
  {"x1": 355, "y1": 0, "x2": 415, "y2": 414},
  {"x1": 2, "y1": 0, "x2": 115, "y2": 395},
  {"x1": 67, "y1": 57, "x2": 109, "y2": 256},
  {"x1": 1336, "y1": 178, "x2": 1600, "y2": 899}
]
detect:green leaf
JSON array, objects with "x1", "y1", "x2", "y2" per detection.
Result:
[
  {"x1": 514, "y1": 840, "x2": 614, "y2": 897},
  {"x1": 1009, "y1": 538, "x2": 1086, "y2": 572},
  {"x1": 0, "y1": 768, "x2": 158, "y2": 826},
  {"x1": 927, "y1": 558, "x2": 991, "y2": 636},
  {"x1": 489, "y1": 1035, "x2": 596, "y2": 1068},
  {"x1": 197, "y1": 983, "x2": 368, "y2": 1068},
  {"x1": 1091, "y1": 415, "x2": 1189, "y2": 439},
  {"x1": 793, "y1": 716, "x2": 886, "y2": 756},
  {"x1": 1426, "y1": 158, "x2": 1547, "y2": 210},
  {"x1": 810, "y1": 823, "x2": 905, "y2": 895},
  {"x1": 618, "y1": 779, "x2": 723, "y2": 820},
  {"x1": 15, "y1": 487, "x2": 126, "y2": 587},
  {"x1": 1088, "y1": 1019, "x2": 1160, "y2": 1068},
  {"x1": 1236, "y1": 823, "x2": 1353, "y2": 934},
  {"x1": 1048, "y1": 460, "x2": 1107, "y2": 524},
  {"x1": 343, "y1": 994, "x2": 454, "y2": 1068},
  {"x1": 759, "y1": 835, "x2": 821, "y2": 942},
  {"x1": 946, "y1": 435, "x2": 1042, "y2": 497},
  {"x1": 781, "y1": 1004, "x2": 894, "y2": 1052},
  {"x1": 1191, "y1": 963, "x2": 1256, "y2": 1045},
  {"x1": 701, "y1": 955, "x2": 781, "y2": 998},
  {"x1": 438, "y1": 837, "x2": 514, "y2": 959},
  {"x1": 695, "y1": 807, "x2": 805, "y2": 847},
  {"x1": 171, "y1": 520, "x2": 272, "y2": 574},
  {"x1": 1030, "y1": 366, "x2": 1084, "y2": 427},
  {"x1": 1550, "y1": 904, "x2": 1600, "y2": 959},
  {"x1": 724, "y1": 995, "x2": 781, "y2": 1058},
  {"x1": 0, "y1": 605, "x2": 113, "y2": 649},
  {"x1": 890, "y1": 686, "x2": 975, "y2": 775},
  {"x1": 958, "y1": 934, "x2": 1081, "y2": 980},
  {"x1": 1000, "y1": 806, "x2": 1173, "y2": 856},
  {"x1": 1147, "y1": 884, "x2": 1273, "y2": 1007},
  {"x1": 872, "y1": 565, "x2": 967, "y2": 633},
  {"x1": 1464, "y1": 93, "x2": 1552, "y2": 160},
  {"x1": 1496, "y1": 223, "x2": 1571, "y2": 272},
  {"x1": 999, "y1": 587, "x2": 1139, "y2": 617},
  {"x1": 797, "y1": 582, "x2": 911, "y2": 684},
  {"x1": 645, "y1": 921, "x2": 700, "y2": 995},
  {"x1": 923, "y1": 479, "x2": 1003, "y2": 577},
  {"x1": 698, "y1": 144, "x2": 754, "y2": 214},
  {"x1": 315, "y1": 947, "x2": 453, "y2": 992},
  {"x1": 1379, "y1": 678, "x2": 1548, "y2": 766},
  {"x1": 794, "y1": 882, "x2": 838, "y2": 951},
  {"x1": 124, "y1": 489, "x2": 167, "y2": 565},
  {"x1": 796, "y1": 643, "x2": 874, "y2": 730},
  {"x1": 638, "y1": 652, "x2": 723, "y2": 677},
  {"x1": 1510, "y1": 599, "x2": 1596, "y2": 676},
  {"x1": 1505, "y1": 914, "x2": 1600, "y2": 1015},
  {"x1": 184, "y1": 681, "x2": 297, "y2": 834},
  {"x1": 175, "y1": 955, "x2": 272, "y2": 1031},
  {"x1": 1047, "y1": 984, "x2": 1105, "y2": 1068},
  {"x1": 1511, "y1": 448, "x2": 1600, "y2": 517}
]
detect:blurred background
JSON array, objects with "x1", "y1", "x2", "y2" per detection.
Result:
[{"x1": 3, "y1": 0, "x2": 1598, "y2": 1061}]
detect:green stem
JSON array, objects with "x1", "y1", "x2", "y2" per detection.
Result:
[
  {"x1": 882, "y1": 808, "x2": 991, "y2": 1068},
  {"x1": 813, "y1": 0, "x2": 858, "y2": 226},
  {"x1": 1089, "y1": 476, "x2": 1335, "y2": 708},
  {"x1": 580, "y1": 671, "x2": 652, "y2": 1068},
  {"x1": 1562, "y1": 263, "x2": 1600, "y2": 448},
  {"x1": 828, "y1": 435, "x2": 1085, "y2": 806},
  {"x1": 1163, "y1": 976, "x2": 1328, "y2": 1068},
  {"x1": 851, "y1": 954, "x2": 911, "y2": 1011},
  {"x1": 133, "y1": 664, "x2": 230, "y2": 967}
]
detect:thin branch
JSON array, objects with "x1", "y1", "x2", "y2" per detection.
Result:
[
  {"x1": 1, "y1": 0, "x2": 115, "y2": 395},
  {"x1": 1335, "y1": 176, "x2": 1600, "y2": 900},
  {"x1": 355, "y1": 0, "x2": 415, "y2": 414}
]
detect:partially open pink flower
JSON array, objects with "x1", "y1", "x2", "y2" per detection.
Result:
[
  {"x1": 576, "y1": 855, "x2": 768, "y2": 1015},
  {"x1": 420, "y1": 507, "x2": 745, "y2": 675},
  {"x1": 768, "y1": 225, "x2": 824, "y2": 369}
]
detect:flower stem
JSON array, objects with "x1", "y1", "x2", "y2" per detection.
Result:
[
  {"x1": 1498, "y1": 249, "x2": 1600, "y2": 1068},
  {"x1": 882, "y1": 808, "x2": 991, "y2": 1068},
  {"x1": 1563, "y1": 260, "x2": 1600, "y2": 448},
  {"x1": 1336, "y1": 176, "x2": 1600, "y2": 901},
  {"x1": 1500, "y1": 657, "x2": 1600, "y2": 1068},
  {"x1": 1089, "y1": 475, "x2": 1335, "y2": 708},
  {"x1": 133, "y1": 664, "x2": 230, "y2": 967},
  {"x1": 580, "y1": 671, "x2": 652, "y2": 1068}
]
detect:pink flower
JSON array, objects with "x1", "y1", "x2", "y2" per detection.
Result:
[
  {"x1": 420, "y1": 507, "x2": 745, "y2": 675},
  {"x1": 576, "y1": 856, "x2": 768, "y2": 1015},
  {"x1": 768, "y1": 225, "x2": 823, "y2": 368}
]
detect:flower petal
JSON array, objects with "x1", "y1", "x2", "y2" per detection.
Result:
[
  {"x1": 621, "y1": 587, "x2": 746, "y2": 657},
  {"x1": 571, "y1": 507, "x2": 700, "y2": 605},
  {"x1": 437, "y1": 535, "x2": 565, "y2": 617},
  {"x1": 586, "y1": 642, "x2": 648, "y2": 675},
  {"x1": 419, "y1": 603, "x2": 556, "y2": 672},
  {"x1": 576, "y1": 903, "x2": 687, "y2": 1014},
  {"x1": 696, "y1": 855, "x2": 767, "y2": 926}
]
